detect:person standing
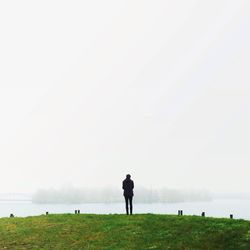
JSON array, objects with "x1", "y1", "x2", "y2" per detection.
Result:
[{"x1": 122, "y1": 174, "x2": 134, "y2": 215}]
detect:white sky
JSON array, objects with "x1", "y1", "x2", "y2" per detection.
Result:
[{"x1": 0, "y1": 0, "x2": 250, "y2": 193}]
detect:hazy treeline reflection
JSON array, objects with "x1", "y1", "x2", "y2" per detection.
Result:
[{"x1": 32, "y1": 187, "x2": 211, "y2": 204}]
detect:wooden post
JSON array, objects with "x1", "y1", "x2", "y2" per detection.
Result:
[
  {"x1": 201, "y1": 212, "x2": 205, "y2": 217},
  {"x1": 10, "y1": 214, "x2": 14, "y2": 218},
  {"x1": 46, "y1": 212, "x2": 49, "y2": 215},
  {"x1": 230, "y1": 214, "x2": 233, "y2": 219}
]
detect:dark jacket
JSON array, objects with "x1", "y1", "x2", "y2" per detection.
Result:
[{"x1": 122, "y1": 178, "x2": 134, "y2": 197}]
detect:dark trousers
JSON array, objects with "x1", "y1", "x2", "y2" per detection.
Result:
[{"x1": 124, "y1": 196, "x2": 133, "y2": 215}]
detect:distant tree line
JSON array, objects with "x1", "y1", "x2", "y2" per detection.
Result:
[{"x1": 32, "y1": 186, "x2": 211, "y2": 204}]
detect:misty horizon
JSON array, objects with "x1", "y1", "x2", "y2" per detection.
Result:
[{"x1": 2, "y1": 186, "x2": 250, "y2": 204}]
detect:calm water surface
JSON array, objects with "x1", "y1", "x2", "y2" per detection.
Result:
[{"x1": 0, "y1": 199, "x2": 249, "y2": 220}]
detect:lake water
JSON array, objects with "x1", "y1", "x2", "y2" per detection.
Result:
[{"x1": 0, "y1": 199, "x2": 249, "y2": 220}]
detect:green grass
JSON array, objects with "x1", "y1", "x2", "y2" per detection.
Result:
[{"x1": 0, "y1": 214, "x2": 250, "y2": 249}]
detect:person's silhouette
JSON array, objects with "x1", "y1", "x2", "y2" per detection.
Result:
[{"x1": 122, "y1": 174, "x2": 134, "y2": 215}]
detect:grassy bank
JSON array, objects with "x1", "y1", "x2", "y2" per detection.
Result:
[{"x1": 0, "y1": 214, "x2": 250, "y2": 249}]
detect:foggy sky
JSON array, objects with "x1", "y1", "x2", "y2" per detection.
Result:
[{"x1": 0, "y1": 0, "x2": 250, "y2": 193}]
